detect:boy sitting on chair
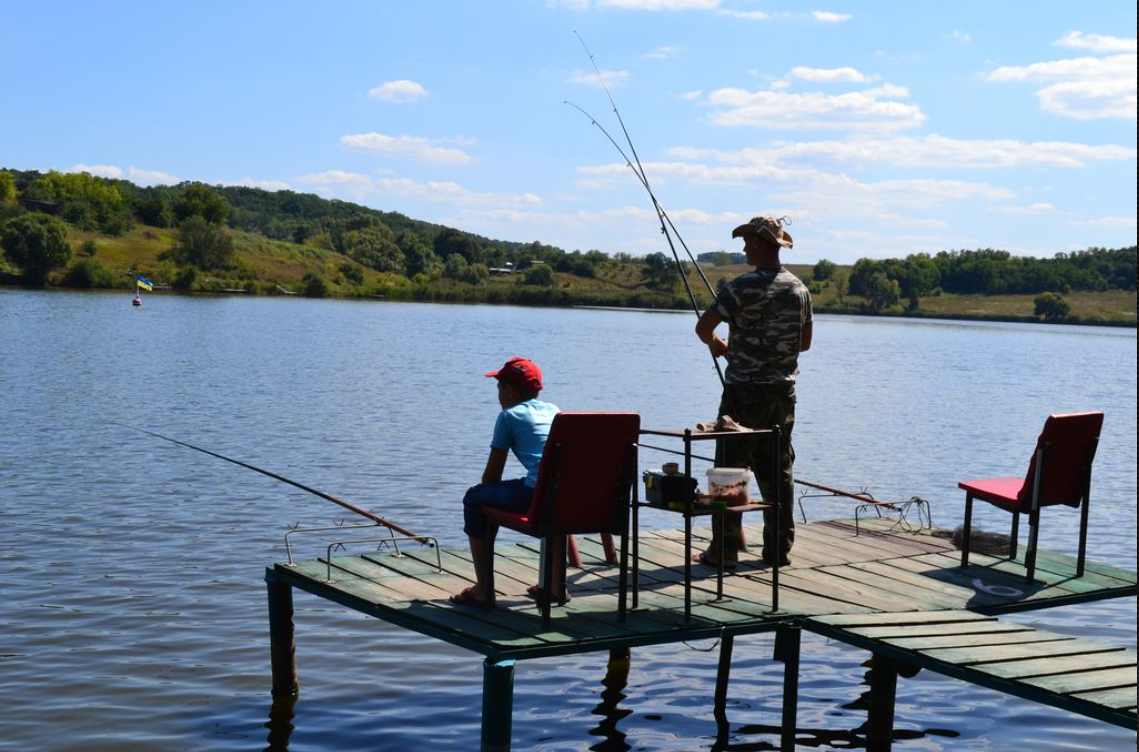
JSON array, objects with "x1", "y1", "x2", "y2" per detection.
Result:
[{"x1": 451, "y1": 357, "x2": 560, "y2": 609}]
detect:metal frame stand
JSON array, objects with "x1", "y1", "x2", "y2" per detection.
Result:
[{"x1": 634, "y1": 426, "x2": 781, "y2": 620}]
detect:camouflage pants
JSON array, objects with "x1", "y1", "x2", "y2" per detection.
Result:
[{"x1": 705, "y1": 384, "x2": 796, "y2": 565}]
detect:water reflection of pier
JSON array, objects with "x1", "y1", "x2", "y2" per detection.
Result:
[{"x1": 265, "y1": 519, "x2": 1137, "y2": 751}]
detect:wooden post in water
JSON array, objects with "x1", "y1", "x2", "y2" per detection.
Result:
[
  {"x1": 481, "y1": 658, "x2": 515, "y2": 752},
  {"x1": 713, "y1": 634, "x2": 735, "y2": 748},
  {"x1": 865, "y1": 652, "x2": 899, "y2": 752},
  {"x1": 774, "y1": 624, "x2": 801, "y2": 752},
  {"x1": 265, "y1": 568, "x2": 299, "y2": 697},
  {"x1": 714, "y1": 634, "x2": 735, "y2": 710}
]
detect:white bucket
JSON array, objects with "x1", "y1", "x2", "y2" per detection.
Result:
[{"x1": 706, "y1": 467, "x2": 753, "y2": 502}]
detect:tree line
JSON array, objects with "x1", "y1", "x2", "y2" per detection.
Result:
[
  {"x1": 2, "y1": 166, "x2": 1134, "y2": 319},
  {"x1": 0, "y1": 168, "x2": 622, "y2": 287},
  {"x1": 810, "y1": 247, "x2": 1137, "y2": 312}
]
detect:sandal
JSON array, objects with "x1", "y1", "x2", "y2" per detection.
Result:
[
  {"x1": 693, "y1": 551, "x2": 737, "y2": 570},
  {"x1": 526, "y1": 583, "x2": 571, "y2": 604},
  {"x1": 449, "y1": 586, "x2": 496, "y2": 610}
]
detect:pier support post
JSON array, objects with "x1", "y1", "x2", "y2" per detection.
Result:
[
  {"x1": 607, "y1": 647, "x2": 631, "y2": 680},
  {"x1": 714, "y1": 634, "x2": 735, "y2": 710},
  {"x1": 774, "y1": 624, "x2": 801, "y2": 752},
  {"x1": 265, "y1": 568, "x2": 298, "y2": 697},
  {"x1": 713, "y1": 634, "x2": 735, "y2": 747},
  {"x1": 865, "y1": 653, "x2": 898, "y2": 752},
  {"x1": 481, "y1": 658, "x2": 515, "y2": 752}
]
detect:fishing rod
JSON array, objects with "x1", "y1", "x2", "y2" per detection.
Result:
[
  {"x1": 116, "y1": 423, "x2": 433, "y2": 545},
  {"x1": 563, "y1": 100, "x2": 717, "y2": 302},
  {"x1": 569, "y1": 32, "x2": 726, "y2": 388},
  {"x1": 794, "y1": 478, "x2": 906, "y2": 512},
  {"x1": 570, "y1": 32, "x2": 718, "y2": 298}
]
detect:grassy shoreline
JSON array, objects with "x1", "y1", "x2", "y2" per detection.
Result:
[
  {"x1": 2, "y1": 223, "x2": 1133, "y2": 328},
  {"x1": 5, "y1": 279, "x2": 1134, "y2": 329}
]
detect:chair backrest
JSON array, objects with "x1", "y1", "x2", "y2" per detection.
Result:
[
  {"x1": 525, "y1": 412, "x2": 640, "y2": 534},
  {"x1": 1018, "y1": 411, "x2": 1104, "y2": 507}
]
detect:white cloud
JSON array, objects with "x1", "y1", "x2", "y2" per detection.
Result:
[
  {"x1": 646, "y1": 45, "x2": 680, "y2": 59},
  {"x1": 706, "y1": 84, "x2": 926, "y2": 131},
  {"x1": 671, "y1": 135, "x2": 1135, "y2": 169},
  {"x1": 568, "y1": 68, "x2": 631, "y2": 87},
  {"x1": 790, "y1": 66, "x2": 875, "y2": 83},
  {"x1": 1054, "y1": 31, "x2": 1137, "y2": 54},
  {"x1": 718, "y1": 9, "x2": 775, "y2": 20},
  {"x1": 579, "y1": 158, "x2": 1013, "y2": 219},
  {"x1": 443, "y1": 204, "x2": 751, "y2": 256},
  {"x1": 366, "y1": 79, "x2": 428, "y2": 103},
  {"x1": 811, "y1": 10, "x2": 851, "y2": 22},
  {"x1": 339, "y1": 132, "x2": 473, "y2": 164},
  {"x1": 294, "y1": 170, "x2": 541, "y2": 208},
  {"x1": 1069, "y1": 216, "x2": 1137, "y2": 228},
  {"x1": 551, "y1": 0, "x2": 720, "y2": 8},
  {"x1": 680, "y1": 89, "x2": 703, "y2": 100},
  {"x1": 67, "y1": 164, "x2": 180, "y2": 185},
  {"x1": 69, "y1": 163, "x2": 123, "y2": 178},
  {"x1": 579, "y1": 159, "x2": 796, "y2": 185},
  {"x1": 228, "y1": 178, "x2": 292, "y2": 191},
  {"x1": 987, "y1": 202, "x2": 1056, "y2": 214},
  {"x1": 986, "y1": 52, "x2": 1137, "y2": 120},
  {"x1": 784, "y1": 176, "x2": 1015, "y2": 210},
  {"x1": 295, "y1": 170, "x2": 375, "y2": 198},
  {"x1": 952, "y1": 30, "x2": 972, "y2": 43},
  {"x1": 599, "y1": 0, "x2": 719, "y2": 9},
  {"x1": 374, "y1": 178, "x2": 542, "y2": 207},
  {"x1": 127, "y1": 167, "x2": 179, "y2": 185}
]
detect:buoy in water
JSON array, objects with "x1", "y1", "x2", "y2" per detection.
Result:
[{"x1": 132, "y1": 296, "x2": 142, "y2": 307}]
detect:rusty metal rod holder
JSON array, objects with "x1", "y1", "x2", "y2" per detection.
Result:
[
  {"x1": 285, "y1": 523, "x2": 399, "y2": 566},
  {"x1": 325, "y1": 536, "x2": 442, "y2": 582}
]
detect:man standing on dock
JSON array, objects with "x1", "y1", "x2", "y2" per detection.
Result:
[{"x1": 695, "y1": 216, "x2": 813, "y2": 568}]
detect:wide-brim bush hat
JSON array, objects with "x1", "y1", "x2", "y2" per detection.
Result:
[{"x1": 731, "y1": 215, "x2": 794, "y2": 249}]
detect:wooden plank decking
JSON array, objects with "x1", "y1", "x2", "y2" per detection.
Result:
[
  {"x1": 808, "y1": 610, "x2": 1137, "y2": 729},
  {"x1": 270, "y1": 518, "x2": 1137, "y2": 729},
  {"x1": 273, "y1": 518, "x2": 1135, "y2": 656}
]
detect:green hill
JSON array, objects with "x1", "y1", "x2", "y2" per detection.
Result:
[{"x1": 0, "y1": 166, "x2": 1134, "y2": 325}]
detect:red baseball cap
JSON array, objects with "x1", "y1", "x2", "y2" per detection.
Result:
[{"x1": 484, "y1": 357, "x2": 543, "y2": 391}]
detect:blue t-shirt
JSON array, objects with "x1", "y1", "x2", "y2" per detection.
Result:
[{"x1": 490, "y1": 399, "x2": 559, "y2": 487}]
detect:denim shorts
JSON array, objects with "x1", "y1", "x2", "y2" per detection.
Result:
[{"x1": 462, "y1": 477, "x2": 533, "y2": 538}]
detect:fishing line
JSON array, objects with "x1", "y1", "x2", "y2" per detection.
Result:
[
  {"x1": 571, "y1": 31, "x2": 718, "y2": 297},
  {"x1": 569, "y1": 31, "x2": 726, "y2": 390},
  {"x1": 115, "y1": 422, "x2": 432, "y2": 544}
]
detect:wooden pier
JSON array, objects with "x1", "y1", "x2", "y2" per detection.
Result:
[{"x1": 266, "y1": 518, "x2": 1137, "y2": 750}]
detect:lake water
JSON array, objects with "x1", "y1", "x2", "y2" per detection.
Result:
[{"x1": 1, "y1": 289, "x2": 1135, "y2": 752}]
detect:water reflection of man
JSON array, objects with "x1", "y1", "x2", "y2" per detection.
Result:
[{"x1": 694, "y1": 216, "x2": 813, "y2": 568}]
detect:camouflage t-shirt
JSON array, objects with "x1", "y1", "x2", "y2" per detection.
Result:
[{"x1": 712, "y1": 266, "x2": 812, "y2": 388}]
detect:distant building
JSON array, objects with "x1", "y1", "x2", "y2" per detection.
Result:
[{"x1": 20, "y1": 198, "x2": 60, "y2": 214}]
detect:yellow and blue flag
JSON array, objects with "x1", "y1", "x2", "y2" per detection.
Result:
[{"x1": 135, "y1": 275, "x2": 154, "y2": 291}]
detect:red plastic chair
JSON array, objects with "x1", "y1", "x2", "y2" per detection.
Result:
[
  {"x1": 959, "y1": 411, "x2": 1103, "y2": 583},
  {"x1": 482, "y1": 412, "x2": 639, "y2": 628}
]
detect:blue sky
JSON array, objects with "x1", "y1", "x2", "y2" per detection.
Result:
[{"x1": 3, "y1": 0, "x2": 1135, "y2": 263}]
